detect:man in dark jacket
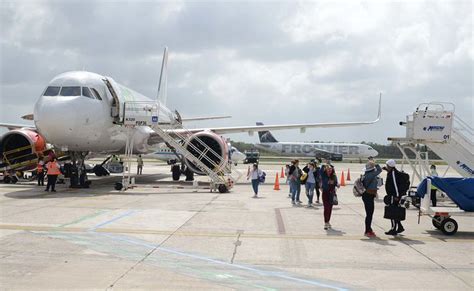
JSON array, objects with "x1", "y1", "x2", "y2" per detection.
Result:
[{"x1": 384, "y1": 159, "x2": 409, "y2": 235}]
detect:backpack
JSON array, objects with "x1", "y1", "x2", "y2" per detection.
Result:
[
  {"x1": 258, "y1": 171, "x2": 266, "y2": 183},
  {"x1": 353, "y1": 176, "x2": 366, "y2": 197},
  {"x1": 398, "y1": 171, "x2": 410, "y2": 194}
]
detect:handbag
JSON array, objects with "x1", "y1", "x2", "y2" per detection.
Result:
[
  {"x1": 383, "y1": 205, "x2": 406, "y2": 221},
  {"x1": 331, "y1": 193, "x2": 339, "y2": 205}
]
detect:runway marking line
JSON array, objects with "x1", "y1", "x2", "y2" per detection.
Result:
[{"x1": 1, "y1": 223, "x2": 472, "y2": 243}]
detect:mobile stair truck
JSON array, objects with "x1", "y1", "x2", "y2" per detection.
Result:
[{"x1": 388, "y1": 102, "x2": 473, "y2": 235}]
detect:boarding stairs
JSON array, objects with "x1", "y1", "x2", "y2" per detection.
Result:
[
  {"x1": 120, "y1": 101, "x2": 241, "y2": 192},
  {"x1": 388, "y1": 102, "x2": 473, "y2": 181}
]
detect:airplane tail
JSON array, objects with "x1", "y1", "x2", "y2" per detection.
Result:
[
  {"x1": 256, "y1": 122, "x2": 278, "y2": 143},
  {"x1": 156, "y1": 47, "x2": 168, "y2": 105}
]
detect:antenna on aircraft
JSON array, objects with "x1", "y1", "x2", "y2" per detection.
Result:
[{"x1": 156, "y1": 47, "x2": 169, "y2": 105}]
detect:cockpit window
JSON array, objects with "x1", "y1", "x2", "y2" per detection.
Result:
[
  {"x1": 60, "y1": 86, "x2": 81, "y2": 96},
  {"x1": 368, "y1": 147, "x2": 373, "y2": 150},
  {"x1": 82, "y1": 87, "x2": 94, "y2": 99},
  {"x1": 43, "y1": 86, "x2": 60, "y2": 96},
  {"x1": 90, "y1": 88, "x2": 103, "y2": 100}
]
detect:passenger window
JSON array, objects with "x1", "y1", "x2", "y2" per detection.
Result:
[
  {"x1": 82, "y1": 87, "x2": 94, "y2": 99},
  {"x1": 91, "y1": 88, "x2": 103, "y2": 100},
  {"x1": 60, "y1": 86, "x2": 81, "y2": 96},
  {"x1": 43, "y1": 86, "x2": 61, "y2": 96}
]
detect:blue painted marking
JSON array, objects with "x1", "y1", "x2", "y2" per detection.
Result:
[
  {"x1": 98, "y1": 232, "x2": 349, "y2": 290},
  {"x1": 88, "y1": 210, "x2": 136, "y2": 231},
  {"x1": 152, "y1": 116, "x2": 158, "y2": 123}
]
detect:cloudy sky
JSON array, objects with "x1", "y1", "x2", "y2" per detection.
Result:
[{"x1": 1, "y1": 0, "x2": 472, "y2": 144}]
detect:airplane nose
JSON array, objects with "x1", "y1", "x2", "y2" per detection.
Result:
[
  {"x1": 34, "y1": 96, "x2": 78, "y2": 142},
  {"x1": 372, "y1": 149, "x2": 379, "y2": 157}
]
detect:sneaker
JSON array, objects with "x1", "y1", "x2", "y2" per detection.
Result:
[
  {"x1": 291, "y1": 201, "x2": 296, "y2": 205},
  {"x1": 44, "y1": 189, "x2": 49, "y2": 192},
  {"x1": 385, "y1": 229, "x2": 398, "y2": 236},
  {"x1": 51, "y1": 190, "x2": 56, "y2": 192},
  {"x1": 253, "y1": 194, "x2": 257, "y2": 198},
  {"x1": 365, "y1": 231, "x2": 376, "y2": 237},
  {"x1": 307, "y1": 203, "x2": 312, "y2": 208},
  {"x1": 396, "y1": 227, "x2": 405, "y2": 234},
  {"x1": 316, "y1": 200, "x2": 320, "y2": 204},
  {"x1": 324, "y1": 223, "x2": 330, "y2": 230},
  {"x1": 297, "y1": 200, "x2": 302, "y2": 204}
]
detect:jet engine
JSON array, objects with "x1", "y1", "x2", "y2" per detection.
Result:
[
  {"x1": 0, "y1": 129, "x2": 47, "y2": 171},
  {"x1": 183, "y1": 131, "x2": 229, "y2": 175}
]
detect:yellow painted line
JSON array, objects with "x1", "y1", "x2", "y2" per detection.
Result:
[{"x1": 0, "y1": 224, "x2": 472, "y2": 243}]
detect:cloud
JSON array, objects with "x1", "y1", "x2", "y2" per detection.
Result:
[{"x1": 1, "y1": 0, "x2": 472, "y2": 144}]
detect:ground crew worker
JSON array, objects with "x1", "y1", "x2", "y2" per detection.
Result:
[
  {"x1": 137, "y1": 155, "x2": 144, "y2": 175},
  {"x1": 45, "y1": 157, "x2": 61, "y2": 192},
  {"x1": 37, "y1": 157, "x2": 45, "y2": 186}
]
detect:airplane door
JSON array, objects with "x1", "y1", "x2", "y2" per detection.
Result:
[{"x1": 103, "y1": 78, "x2": 121, "y2": 123}]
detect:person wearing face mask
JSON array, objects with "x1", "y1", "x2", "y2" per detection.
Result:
[
  {"x1": 319, "y1": 164, "x2": 339, "y2": 230},
  {"x1": 383, "y1": 159, "x2": 410, "y2": 235}
]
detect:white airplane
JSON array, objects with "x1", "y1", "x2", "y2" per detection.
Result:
[
  {"x1": 255, "y1": 123, "x2": 379, "y2": 160},
  {"x1": 0, "y1": 47, "x2": 381, "y2": 187},
  {"x1": 146, "y1": 144, "x2": 246, "y2": 166}
]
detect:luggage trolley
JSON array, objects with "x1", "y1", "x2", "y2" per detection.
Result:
[{"x1": 418, "y1": 177, "x2": 474, "y2": 235}]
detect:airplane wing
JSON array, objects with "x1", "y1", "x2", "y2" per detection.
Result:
[
  {"x1": 0, "y1": 123, "x2": 35, "y2": 130},
  {"x1": 167, "y1": 95, "x2": 381, "y2": 135},
  {"x1": 181, "y1": 115, "x2": 232, "y2": 122}
]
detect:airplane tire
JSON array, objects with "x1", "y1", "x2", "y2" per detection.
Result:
[
  {"x1": 114, "y1": 182, "x2": 123, "y2": 191},
  {"x1": 3, "y1": 176, "x2": 11, "y2": 184},
  {"x1": 440, "y1": 218, "x2": 458, "y2": 235},
  {"x1": 218, "y1": 184, "x2": 228, "y2": 193}
]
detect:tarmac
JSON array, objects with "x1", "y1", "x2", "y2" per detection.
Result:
[{"x1": 0, "y1": 162, "x2": 473, "y2": 290}]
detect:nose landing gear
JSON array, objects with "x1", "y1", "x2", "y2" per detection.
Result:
[{"x1": 68, "y1": 152, "x2": 91, "y2": 188}]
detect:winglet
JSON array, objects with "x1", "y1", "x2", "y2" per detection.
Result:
[
  {"x1": 375, "y1": 92, "x2": 382, "y2": 122},
  {"x1": 156, "y1": 47, "x2": 169, "y2": 105}
]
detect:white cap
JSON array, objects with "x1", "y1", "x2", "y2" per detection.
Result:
[{"x1": 386, "y1": 159, "x2": 396, "y2": 168}]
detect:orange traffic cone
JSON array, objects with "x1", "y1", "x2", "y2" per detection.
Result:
[
  {"x1": 274, "y1": 173, "x2": 280, "y2": 190},
  {"x1": 340, "y1": 171, "x2": 346, "y2": 187},
  {"x1": 346, "y1": 168, "x2": 351, "y2": 181},
  {"x1": 280, "y1": 167, "x2": 285, "y2": 178}
]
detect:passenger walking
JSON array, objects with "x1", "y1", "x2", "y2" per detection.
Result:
[
  {"x1": 45, "y1": 157, "x2": 61, "y2": 192},
  {"x1": 289, "y1": 160, "x2": 302, "y2": 205},
  {"x1": 137, "y1": 155, "x2": 144, "y2": 175},
  {"x1": 319, "y1": 164, "x2": 339, "y2": 229},
  {"x1": 285, "y1": 164, "x2": 291, "y2": 197},
  {"x1": 384, "y1": 159, "x2": 409, "y2": 235},
  {"x1": 36, "y1": 157, "x2": 45, "y2": 186},
  {"x1": 361, "y1": 160, "x2": 382, "y2": 237},
  {"x1": 314, "y1": 162, "x2": 321, "y2": 204},
  {"x1": 247, "y1": 163, "x2": 263, "y2": 198},
  {"x1": 303, "y1": 162, "x2": 318, "y2": 207},
  {"x1": 430, "y1": 164, "x2": 438, "y2": 207}
]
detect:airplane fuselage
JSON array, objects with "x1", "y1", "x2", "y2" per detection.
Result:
[
  {"x1": 255, "y1": 142, "x2": 378, "y2": 159},
  {"x1": 33, "y1": 71, "x2": 170, "y2": 153}
]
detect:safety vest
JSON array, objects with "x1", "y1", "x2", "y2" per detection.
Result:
[
  {"x1": 46, "y1": 162, "x2": 61, "y2": 175},
  {"x1": 37, "y1": 161, "x2": 44, "y2": 173}
]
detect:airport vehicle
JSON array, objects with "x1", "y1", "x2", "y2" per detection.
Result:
[
  {"x1": 0, "y1": 48, "x2": 381, "y2": 190},
  {"x1": 417, "y1": 177, "x2": 474, "y2": 235},
  {"x1": 255, "y1": 123, "x2": 378, "y2": 160},
  {"x1": 243, "y1": 150, "x2": 260, "y2": 164}
]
